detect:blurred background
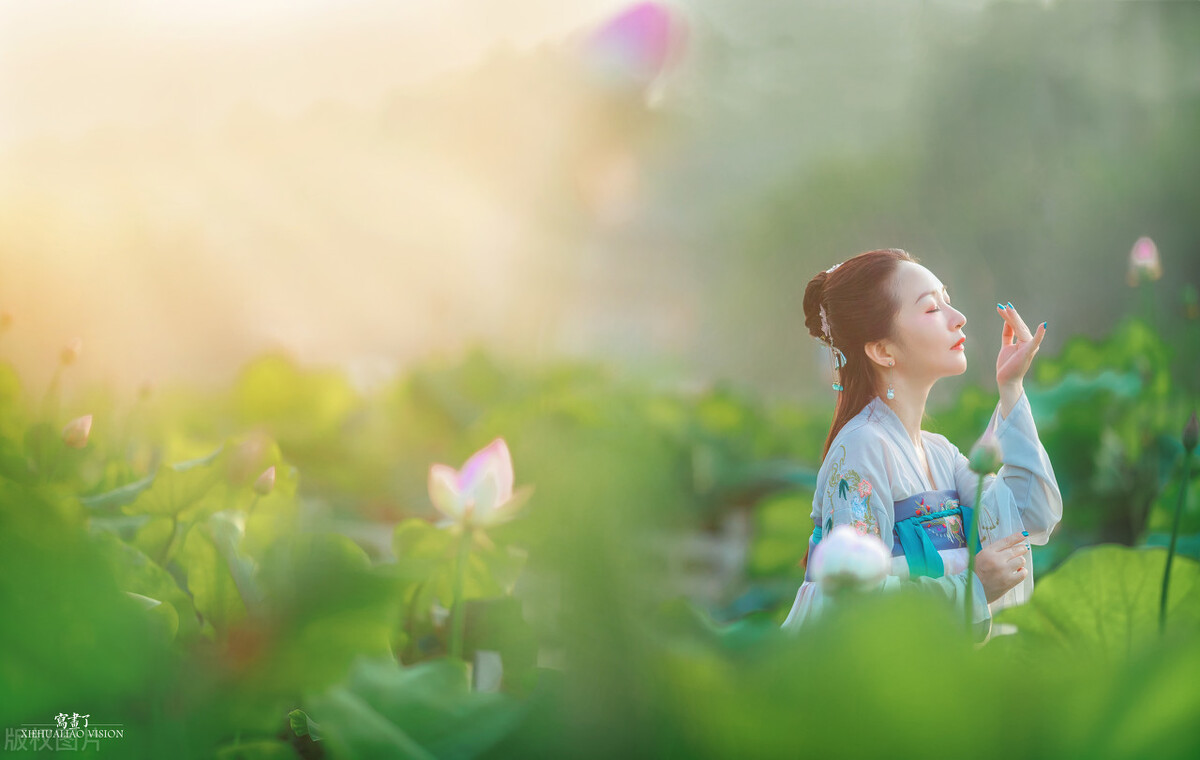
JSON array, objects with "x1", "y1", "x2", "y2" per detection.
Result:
[
  {"x1": 2, "y1": 2, "x2": 1200, "y2": 758},
  {"x1": 3, "y1": 0, "x2": 1196, "y2": 403}
]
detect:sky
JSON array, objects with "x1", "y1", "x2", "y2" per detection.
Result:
[
  {"x1": 0, "y1": 0, "x2": 638, "y2": 399},
  {"x1": 0, "y1": 0, "x2": 627, "y2": 146}
]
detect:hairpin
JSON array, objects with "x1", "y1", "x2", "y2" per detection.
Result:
[{"x1": 819, "y1": 304, "x2": 847, "y2": 391}]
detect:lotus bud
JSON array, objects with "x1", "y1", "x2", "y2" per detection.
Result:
[
  {"x1": 968, "y1": 433, "x2": 1003, "y2": 475},
  {"x1": 581, "y1": 2, "x2": 688, "y2": 93},
  {"x1": 1126, "y1": 236, "x2": 1162, "y2": 287},
  {"x1": 60, "y1": 337, "x2": 83, "y2": 365},
  {"x1": 811, "y1": 525, "x2": 891, "y2": 595},
  {"x1": 62, "y1": 414, "x2": 93, "y2": 449},
  {"x1": 428, "y1": 437, "x2": 529, "y2": 530},
  {"x1": 253, "y1": 466, "x2": 276, "y2": 496}
]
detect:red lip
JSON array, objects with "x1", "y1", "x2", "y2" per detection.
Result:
[{"x1": 951, "y1": 337, "x2": 966, "y2": 350}]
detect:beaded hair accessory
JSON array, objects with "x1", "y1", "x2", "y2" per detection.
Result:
[{"x1": 818, "y1": 304, "x2": 847, "y2": 392}]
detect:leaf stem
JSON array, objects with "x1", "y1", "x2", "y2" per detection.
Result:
[
  {"x1": 964, "y1": 475, "x2": 986, "y2": 639},
  {"x1": 1160, "y1": 450, "x2": 1193, "y2": 635},
  {"x1": 449, "y1": 527, "x2": 473, "y2": 660}
]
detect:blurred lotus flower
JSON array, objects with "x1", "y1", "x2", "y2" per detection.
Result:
[
  {"x1": 811, "y1": 524, "x2": 891, "y2": 595},
  {"x1": 428, "y1": 437, "x2": 530, "y2": 530},
  {"x1": 581, "y1": 2, "x2": 688, "y2": 92},
  {"x1": 253, "y1": 466, "x2": 276, "y2": 496},
  {"x1": 968, "y1": 433, "x2": 1003, "y2": 474},
  {"x1": 60, "y1": 337, "x2": 82, "y2": 365},
  {"x1": 1127, "y1": 236, "x2": 1162, "y2": 286},
  {"x1": 62, "y1": 414, "x2": 93, "y2": 449}
]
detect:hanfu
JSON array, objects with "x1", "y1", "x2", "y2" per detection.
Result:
[{"x1": 782, "y1": 392, "x2": 1062, "y2": 636}]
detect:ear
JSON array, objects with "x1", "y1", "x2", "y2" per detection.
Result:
[{"x1": 862, "y1": 339, "x2": 895, "y2": 369}]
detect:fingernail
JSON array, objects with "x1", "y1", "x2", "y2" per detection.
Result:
[
  {"x1": 997, "y1": 303, "x2": 1006, "y2": 310},
  {"x1": 1007, "y1": 302, "x2": 1014, "y2": 309},
  {"x1": 1042, "y1": 321, "x2": 1048, "y2": 330},
  {"x1": 1021, "y1": 531, "x2": 1029, "y2": 536}
]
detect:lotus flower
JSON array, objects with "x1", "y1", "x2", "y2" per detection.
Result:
[
  {"x1": 968, "y1": 433, "x2": 1003, "y2": 475},
  {"x1": 810, "y1": 524, "x2": 891, "y2": 595},
  {"x1": 253, "y1": 466, "x2": 276, "y2": 496},
  {"x1": 428, "y1": 438, "x2": 530, "y2": 530},
  {"x1": 1127, "y1": 236, "x2": 1162, "y2": 286},
  {"x1": 581, "y1": 2, "x2": 688, "y2": 91},
  {"x1": 62, "y1": 414, "x2": 93, "y2": 449}
]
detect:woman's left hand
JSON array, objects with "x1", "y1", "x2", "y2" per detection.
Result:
[{"x1": 995, "y1": 303, "x2": 1047, "y2": 391}]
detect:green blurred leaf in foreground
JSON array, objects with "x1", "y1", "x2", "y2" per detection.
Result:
[{"x1": 996, "y1": 545, "x2": 1200, "y2": 656}]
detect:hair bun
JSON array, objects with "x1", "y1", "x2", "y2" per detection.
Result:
[{"x1": 803, "y1": 270, "x2": 830, "y2": 342}]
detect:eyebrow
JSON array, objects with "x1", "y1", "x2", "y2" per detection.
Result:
[{"x1": 915, "y1": 287, "x2": 949, "y2": 305}]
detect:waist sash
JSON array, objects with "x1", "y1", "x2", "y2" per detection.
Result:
[{"x1": 804, "y1": 489, "x2": 981, "y2": 583}]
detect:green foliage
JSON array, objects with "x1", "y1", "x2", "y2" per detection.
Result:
[
  {"x1": 995, "y1": 546, "x2": 1200, "y2": 658},
  {"x1": 304, "y1": 658, "x2": 525, "y2": 760}
]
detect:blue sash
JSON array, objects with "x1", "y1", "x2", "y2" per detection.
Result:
[{"x1": 804, "y1": 489, "x2": 981, "y2": 582}]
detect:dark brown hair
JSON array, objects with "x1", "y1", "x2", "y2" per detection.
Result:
[{"x1": 803, "y1": 248, "x2": 918, "y2": 460}]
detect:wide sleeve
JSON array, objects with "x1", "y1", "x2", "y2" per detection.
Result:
[
  {"x1": 782, "y1": 430, "x2": 990, "y2": 634},
  {"x1": 948, "y1": 389, "x2": 1063, "y2": 610}
]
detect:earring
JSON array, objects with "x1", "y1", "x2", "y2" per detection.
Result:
[
  {"x1": 830, "y1": 347, "x2": 847, "y2": 392},
  {"x1": 886, "y1": 361, "x2": 895, "y2": 400}
]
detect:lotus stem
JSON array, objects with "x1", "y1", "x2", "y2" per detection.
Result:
[
  {"x1": 449, "y1": 527, "x2": 473, "y2": 660},
  {"x1": 1160, "y1": 449, "x2": 1193, "y2": 635},
  {"x1": 964, "y1": 475, "x2": 985, "y2": 638}
]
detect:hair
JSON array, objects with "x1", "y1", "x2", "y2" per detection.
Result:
[{"x1": 803, "y1": 248, "x2": 919, "y2": 461}]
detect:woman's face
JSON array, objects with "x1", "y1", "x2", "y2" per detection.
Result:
[{"x1": 887, "y1": 262, "x2": 968, "y2": 380}]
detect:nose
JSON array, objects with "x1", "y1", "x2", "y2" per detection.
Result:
[{"x1": 951, "y1": 306, "x2": 966, "y2": 330}]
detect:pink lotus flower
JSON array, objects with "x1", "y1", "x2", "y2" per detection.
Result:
[
  {"x1": 428, "y1": 438, "x2": 530, "y2": 529},
  {"x1": 811, "y1": 524, "x2": 891, "y2": 594},
  {"x1": 62, "y1": 414, "x2": 93, "y2": 449},
  {"x1": 253, "y1": 466, "x2": 276, "y2": 496},
  {"x1": 1127, "y1": 236, "x2": 1162, "y2": 286},
  {"x1": 581, "y1": 2, "x2": 688, "y2": 91}
]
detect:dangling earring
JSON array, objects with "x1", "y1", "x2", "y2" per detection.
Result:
[
  {"x1": 831, "y1": 347, "x2": 847, "y2": 392},
  {"x1": 886, "y1": 361, "x2": 895, "y2": 400}
]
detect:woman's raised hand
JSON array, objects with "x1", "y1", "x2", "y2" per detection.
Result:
[
  {"x1": 995, "y1": 302, "x2": 1047, "y2": 390},
  {"x1": 973, "y1": 530, "x2": 1030, "y2": 603}
]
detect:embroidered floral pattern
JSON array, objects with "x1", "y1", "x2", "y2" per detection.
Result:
[
  {"x1": 824, "y1": 445, "x2": 880, "y2": 539},
  {"x1": 943, "y1": 514, "x2": 965, "y2": 545}
]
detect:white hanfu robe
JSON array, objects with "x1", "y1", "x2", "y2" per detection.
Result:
[{"x1": 781, "y1": 391, "x2": 1063, "y2": 632}]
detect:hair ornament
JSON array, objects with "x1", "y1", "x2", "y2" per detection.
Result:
[{"x1": 818, "y1": 304, "x2": 847, "y2": 391}]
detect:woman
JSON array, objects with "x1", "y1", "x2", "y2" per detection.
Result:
[{"x1": 781, "y1": 248, "x2": 1062, "y2": 640}]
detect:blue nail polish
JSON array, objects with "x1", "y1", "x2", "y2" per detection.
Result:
[
  {"x1": 1021, "y1": 531, "x2": 1029, "y2": 536},
  {"x1": 1007, "y1": 302, "x2": 1014, "y2": 309},
  {"x1": 1042, "y1": 321, "x2": 1048, "y2": 329},
  {"x1": 997, "y1": 303, "x2": 1005, "y2": 310}
]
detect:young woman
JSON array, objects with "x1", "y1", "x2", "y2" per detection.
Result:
[{"x1": 781, "y1": 248, "x2": 1063, "y2": 639}]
